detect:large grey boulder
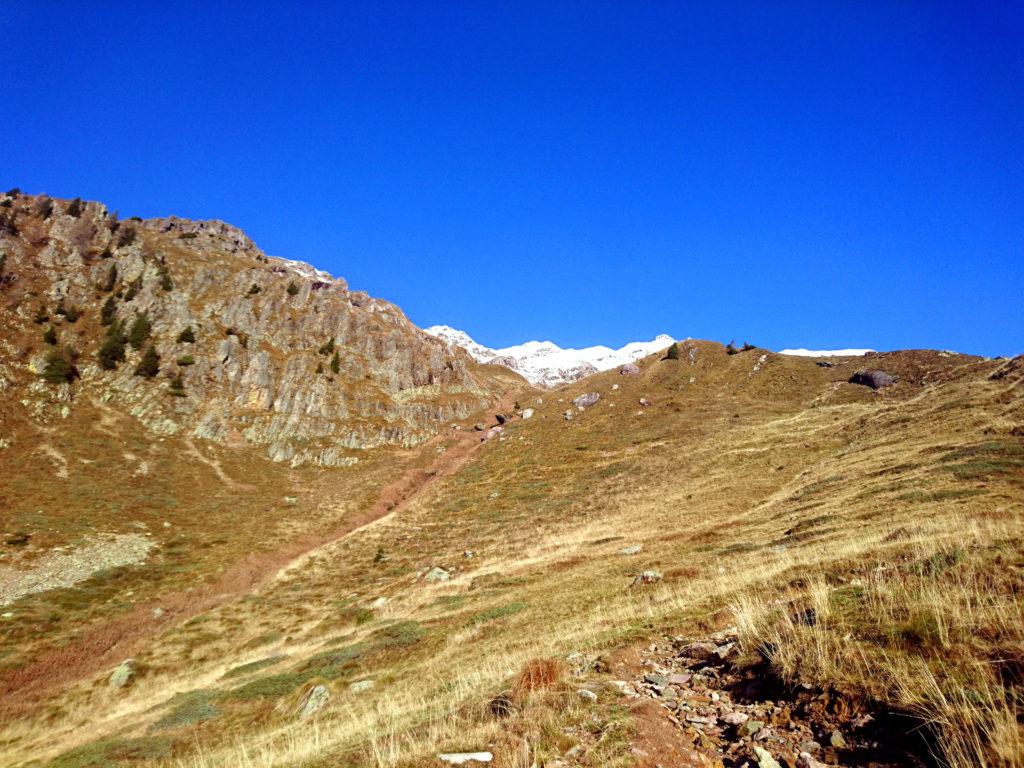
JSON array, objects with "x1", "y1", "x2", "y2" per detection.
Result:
[{"x1": 849, "y1": 369, "x2": 896, "y2": 389}]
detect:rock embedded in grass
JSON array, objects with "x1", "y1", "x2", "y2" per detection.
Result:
[
  {"x1": 631, "y1": 570, "x2": 662, "y2": 588},
  {"x1": 296, "y1": 684, "x2": 329, "y2": 718},
  {"x1": 108, "y1": 659, "x2": 136, "y2": 688},
  {"x1": 424, "y1": 566, "x2": 451, "y2": 583},
  {"x1": 573, "y1": 392, "x2": 600, "y2": 409}
]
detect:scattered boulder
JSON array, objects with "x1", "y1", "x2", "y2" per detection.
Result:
[
  {"x1": 572, "y1": 392, "x2": 600, "y2": 409},
  {"x1": 563, "y1": 410, "x2": 574, "y2": 421},
  {"x1": 630, "y1": 570, "x2": 662, "y2": 588},
  {"x1": 620, "y1": 363, "x2": 641, "y2": 375},
  {"x1": 424, "y1": 566, "x2": 451, "y2": 583},
  {"x1": 473, "y1": 423, "x2": 485, "y2": 432},
  {"x1": 815, "y1": 360, "x2": 835, "y2": 368},
  {"x1": 108, "y1": 659, "x2": 136, "y2": 689},
  {"x1": 829, "y1": 729, "x2": 847, "y2": 748},
  {"x1": 638, "y1": 398, "x2": 651, "y2": 407},
  {"x1": 577, "y1": 688, "x2": 598, "y2": 702},
  {"x1": 495, "y1": 412, "x2": 513, "y2": 425},
  {"x1": 349, "y1": 679, "x2": 375, "y2": 693},
  {"x1": 482, "y1": 426, "x2": 503, "y2": 441},
  {"x1": 849, "y1": 369, "x2": 895, "y2": 389},
  {"x1": 519, "y1": 408, "x2": 534, "y2": 419},
  {"x1": 618, "y1": 544, "x2": 642, "y2": 555},
  {"x1": 297, "y1": 684, "x2": 330, "y2": 718}
]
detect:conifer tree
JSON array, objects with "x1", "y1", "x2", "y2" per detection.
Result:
[{"x1": 134, "y1": 345, "x2": 160, "y2": 378}]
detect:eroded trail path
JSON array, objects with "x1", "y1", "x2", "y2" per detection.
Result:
[{"x1": 0, "y1": 402, "x2": 513, "y2": 710}]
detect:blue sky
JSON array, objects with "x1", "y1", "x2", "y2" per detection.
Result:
[{"x1": 5, "y1": 2, "x2": 1023, "y2": 356}]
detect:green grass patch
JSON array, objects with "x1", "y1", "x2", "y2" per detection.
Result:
[
  {"x1": 150, "y1": 689, "x2": 221, "y2": 731},
  {"x1": 372, "y1": 620, "x2": 427, "y2": 649},
  {"x1": 469, "y1": 601, "x2": 526, "y2": 624},
  {"x1": 46, "y1": 736, "x2": 173, "y2": 768},
  {"x1": 221, "y1": 655, "x2": 286, "y2": 679}
]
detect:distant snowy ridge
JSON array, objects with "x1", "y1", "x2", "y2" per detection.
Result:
[
  {"x1": 425, "y1": 325, "x2": 675, "y2": 388},
  {"x1": 778, "y1": 348, "x2": 874, "y2": 357}
]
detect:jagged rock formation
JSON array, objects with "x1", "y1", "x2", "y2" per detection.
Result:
[{"x1": 0, "y1": 191, "x2": 521, "y2": 466}]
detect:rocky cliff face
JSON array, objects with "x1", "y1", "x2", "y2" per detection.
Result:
[{"x1": 0, "y1": 192, "x2": 521, "y2": 466}]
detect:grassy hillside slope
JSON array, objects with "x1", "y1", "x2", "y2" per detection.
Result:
[{"x1": 5, "y1": 342, "x2": 1023, "y2": 768}]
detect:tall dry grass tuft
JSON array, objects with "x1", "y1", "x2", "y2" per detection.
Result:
[{"x1": 731, "y1": 527, "x2": 1024, "y2": 768}]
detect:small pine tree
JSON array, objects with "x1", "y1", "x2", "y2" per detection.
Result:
[
  {"x1": 158, "y1": 266, "x2": 173, "y2": 291},
  {"x1": 36, "y1": 197, "x2": 54, "y2": 219},
  {"x1": 665, "y1": 342, "x2": 680, "y2": 360},
  {"x1": 33, "y1": 305, "x2": 49, "y2": 324},
  {"x1": 176, "y1": 354, "x2": 194, "y2": 366},
  {"x1": 134, "y1": 345, "x2": 160, "y2": 378},
  {"x1": 42, "y1": 325, "x2": 57, "y2": 345},
  {"x1": 169, "y1": 374, "x2": 186, "y2": 397},
  {"x1": 247, "y1": 283, "x2": 261, "y2": 296},
  {"x1": 116, "y1": 226, "x2": 136, "y2": 248},
  {"x1": 98, "y1": 320, "x2": 127, "y2": 369},
  {"x1": 4, "y1": 188, "x2": 20, "y2": 197},
  {"x1": 57, "y1": 302, "x2": 81, "y2": 323},
  {"x1": 330, "y1": 351, "x2": 340, "y2": 374},
  {"x1": 41, "y1": 349, "x2": 74, "y2": 384},
  {"x1": 286, "y1": 281, "x2": 299, "y2": 296},
  {"x1": 725, "y1": 340, "x2": 738, "y2": 355},
  {"x1": 100, "y1": 296, "x2": 117, "y2": 326},
  {"x1": 176, "y1": 326, "x2": 195, "y2": 344},
  {"x1": 123, "y1": 275, "x2": 142, "y2": 301},
  {"x1": 102, "y1": 264, "x2": 118, "y2": 292},
  {"x1": 67, "y1": 198, "x2": 83, "y2": 217},
  {"x1": 128, "y1": 313, "x2": 151, "y2": 350},
  {"x1": 318, "y1": 338, "x2": 335, "y2": 355},
  {"x1": 315, "y1": 361, "x2": 324, "y2": 375},
  {"x1": 741, "y1": 342, "x2": 756, "y2": 352}
]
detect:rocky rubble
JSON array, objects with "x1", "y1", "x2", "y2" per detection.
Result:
[{"x1": 608, "y1": 629, "x2": 913, "y2": 767}]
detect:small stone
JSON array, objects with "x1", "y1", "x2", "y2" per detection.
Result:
[
  {"x1": 572, "y1": 392, "x2": 600, "y2": 409},
  {"x1": 520, "y1": 408, "x2": 534, "y2": 419},
  {"x1": 798, "y1": 741, "x2": 821, "y2": 755},
  {"x1": 722, "y1": 711, "x2": 749, "y2": 725},
  {"x1": 152, "y1": 607, "x2": 165, "y2": 619},
  {"x1": 438, "y1": 752, "x2": 493, "y2": 765},
  {"x1": 618, "y1": 544, "x2": 642, "y2": 555},
  {"x1": 297, "y1": 684, "x2": 330, "y2": 718},
  {"x1": 638, "y1": 397, "x2": 651, "y2": 406},
  {"x1": 425, "y1": 566, "x2": 451, "y2": 583},
  {"x1": 370, "y1": 597, "x2": 388, "y2": 609},
  {"x1": 577, "y1": 689, "x2": 598, "y2": 702},
  {"x1": 349, "y1": 679, "x2": 375, "y2": 693},
  {"x1": 283, "y1": 495, "x2": 298, "y2": 505},
  {"x1": 797, "y1": 753, "x2": 828, "y2": 768},
  {"x1": 740, "y1": 720, "x2": 766, "y2": 738},
  {"x1": 108, "y1": 659, "x2": 136, "y2": 689},
  {"x1": 829, "y1": 729, "x2": 846, "y2": 748},
  {"x1": 631, "y1": 570, "x2": 662, "y2": 588},
  {"x1": 644, "y1": 673, "x2": 669, "y2": 687},
  {"x1": 668, "y1": 673, "x2": 692, "y2": 686},
  {"x1": 752, "y1": 746, "x2": 782, "y2": 768},
  {"x1": 620, "y1": 364, "x2": 641, "y2": 375}
]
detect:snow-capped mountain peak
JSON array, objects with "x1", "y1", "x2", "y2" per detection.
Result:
[{"x1": 425, "y1": 326, "x2": 674, "y2": 388}]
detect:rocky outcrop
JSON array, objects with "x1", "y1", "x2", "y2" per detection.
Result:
[
  {"x1": 0, "y1": 192, "x2": 517, "y2": 465},
  {"x1": 849, "y1": 370, "x2": 896, "y2": 390}
]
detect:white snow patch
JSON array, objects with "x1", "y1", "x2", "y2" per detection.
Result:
[
  {"x1": 426, "y1": 326, "x2": 675, "y2": 388},
  {"x1": 778, "y1": 348, "x2": 874, "y2": 357}
]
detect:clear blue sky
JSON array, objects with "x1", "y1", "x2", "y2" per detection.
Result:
[{"x1": 5, "y1": 2, "x2": 1023, "y2": 356}]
